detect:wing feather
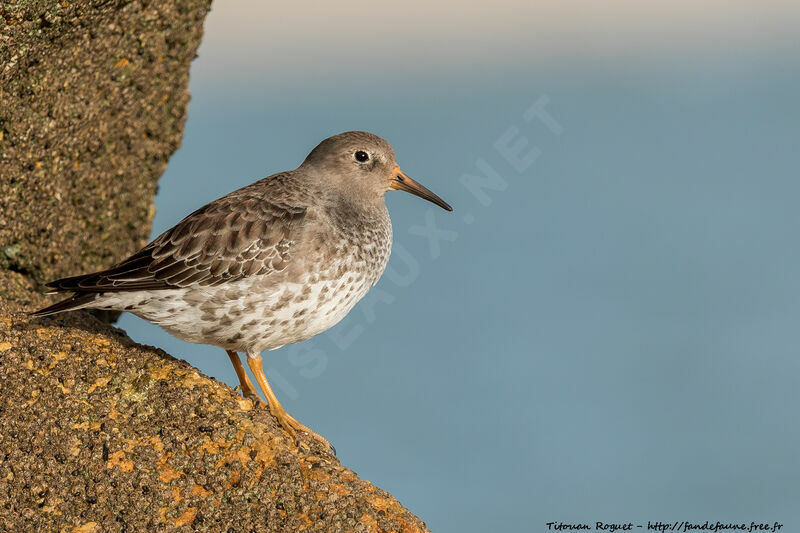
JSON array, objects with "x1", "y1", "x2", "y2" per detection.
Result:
[{"x1": 46, "y1": 174, "x2": 308, "y2": 293}]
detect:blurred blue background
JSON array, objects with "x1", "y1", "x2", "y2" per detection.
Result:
[{"x1": 119, "y1": 3, "x2": 800, "y2": 531}]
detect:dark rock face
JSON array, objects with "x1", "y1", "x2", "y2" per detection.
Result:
[
  {"x1": 0, "y1": 2, "x2": 428, "y2": 531},
  {"x1": 0, "y1": 0, "x2": 209, "y2": 285}
]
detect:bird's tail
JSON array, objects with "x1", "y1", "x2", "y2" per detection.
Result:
[{"x1": 30, "y1": 293, "x2": 98, "y2": 317}]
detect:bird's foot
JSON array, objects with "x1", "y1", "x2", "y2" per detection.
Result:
[
  {"x1": 271, "y1": 408, "x2": 335, "y2": 456},
  {"x1": 242, "y1": 352, "x2": 336, "y2": 455},
  {"x1": 233, "y1": 385, "x2": 263, "y2": 404}
]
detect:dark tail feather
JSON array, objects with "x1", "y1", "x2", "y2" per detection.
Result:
[{"x1": 30, "y1": 293, "x2": 97, "y2": 317}]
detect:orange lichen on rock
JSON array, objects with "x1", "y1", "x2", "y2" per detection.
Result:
[
  {"x1": 360, "y1": 512, "x2": 381, "y2": 533},
  {"x1": 157, "y1": 454, "x2": 184, "y2": 483},
  {"x1": 106, "y1": 451, "x2": 134, "y2": 472},
  {"x1": 72, "y1": 421, "x2": 102, "y2": 431},
  {"x1": 36, "y1": 327, "x2": 54, "y2": 339},
  {"x1": 191, "y1": 484, "x2": 212, "y2": 498},
  {"x1": 173, "y1": 507, "x2": 197, "y2": 527},
  {"x1": 69, "y1": 523, "x2": 98, "y2": 533},
  {"x1": 149, "y1": 364, "x2": 173, "y2": 381},
  {"x1": 48, "y1": 350, "x2": 70, "y2": 368},
  {"x1": 86, "y1": 376, "x2": 112, "y2": 393}
]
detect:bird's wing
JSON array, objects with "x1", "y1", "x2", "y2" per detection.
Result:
[{"x1": 47, "y1": 179, "x2": 308, "y2": 292}]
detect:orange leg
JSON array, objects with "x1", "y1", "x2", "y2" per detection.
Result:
[
  {"x1": 246, "y1": 351, "x2": 333, "y2": 453},
  {"x1": 226, "y1": 350, "x2": 260, "y2": 401}
]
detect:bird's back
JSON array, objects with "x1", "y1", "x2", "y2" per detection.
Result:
[{"x1": 34, "y1": 171, "x2": 394, "y2": 353}]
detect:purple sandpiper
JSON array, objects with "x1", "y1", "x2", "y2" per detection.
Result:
[{"x1": 33, "y1": 131, "x2": 453, "y2": 451}]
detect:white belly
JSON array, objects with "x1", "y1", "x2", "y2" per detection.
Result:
[{"x1": 94, "y1": 260, "x2": 380, "y2": 353}]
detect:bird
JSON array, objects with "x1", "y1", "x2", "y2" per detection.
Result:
[{"x1": 32, "y1": 131, "x2": 453, "y2": 452}]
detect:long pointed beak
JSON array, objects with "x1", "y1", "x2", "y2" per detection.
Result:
[{"x1": 390, "y1": 167, "x2": 453, "y2": 211}]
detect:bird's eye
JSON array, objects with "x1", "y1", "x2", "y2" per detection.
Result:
[{"x1": 354, "y1": 151, "x2": 369, "y2": 162}]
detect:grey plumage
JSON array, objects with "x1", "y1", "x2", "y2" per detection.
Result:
[
  {"x1": 37, "y1": 173, "x2": 307, "y2": 295},
  {"x1": 32, "y1": 130, "x2": 452, "y2": 451}
]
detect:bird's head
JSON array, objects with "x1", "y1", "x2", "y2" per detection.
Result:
[{"x1": 299, "y1": 131, "x2": 452, "y2": 212}]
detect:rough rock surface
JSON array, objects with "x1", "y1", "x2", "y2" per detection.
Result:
[
  {"x1": 0, "y1": 290, "x2": 427, "y2": 532},
  {"x1": 0, "y1": 1, "x2": 428, "y2": 531},
  {"x1": 0, "y1": 0, "x2": 208, "y2": 284}
]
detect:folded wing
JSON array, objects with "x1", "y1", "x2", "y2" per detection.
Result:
[{"x1": 47, "y1": 180, "x2": 307, "y2": 293}]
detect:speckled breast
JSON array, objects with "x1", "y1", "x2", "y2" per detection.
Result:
[{"x1": 116, "y1": 206, "x2": 393, "y2": 354}]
